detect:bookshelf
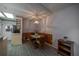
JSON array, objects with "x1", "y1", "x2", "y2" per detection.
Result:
[{"x1": 58, "y1": 39, "x2": 74, "y2": 56}]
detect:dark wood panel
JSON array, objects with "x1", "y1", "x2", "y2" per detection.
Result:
[{"x1": 0, "y1": 40, "x2": 7, "y2": 56}]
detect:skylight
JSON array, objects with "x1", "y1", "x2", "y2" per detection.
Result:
[
  {"x1": 0, "y1": 12, "x2": 5, "y2": 17},
  {"x1": 4, "y1": 12, "x2": 14, "y2": 19}
]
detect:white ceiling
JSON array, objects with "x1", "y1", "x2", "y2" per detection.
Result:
[
  {"x1": 41, "y1": 3, "x2": 75, "y2": 13},
  {"x1": 0, "y1": 3, "x2": 75, "y2": 18},
  {"x1": 0, "y1": 3, "x2": 50, "y2": 18}
]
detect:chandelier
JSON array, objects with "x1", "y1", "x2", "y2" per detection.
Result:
[{"x1": 25, "y1": 10, "x2": 49, "y2": 20}]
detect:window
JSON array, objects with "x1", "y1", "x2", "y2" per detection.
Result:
[
  {"x1": 4, "y1": 12, "x2": 14, "y2": 19},
  {"x1": 0, "y1": 12, "x2": 5, "y2": 17},
  {"x1": 0, "y1": 12, "x2": 14, "y2": 19}
]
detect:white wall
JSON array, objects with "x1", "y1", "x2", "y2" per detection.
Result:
[
  {"x1": 0, "y1": 20, "x2": 2, "y2": 36},
  {"x1": 1, "y1": 20, "x2": 16, "y2": 40},
  {"x1": 22, "y1": 19, "x2": 40, "y2": 32},
  {"x1": 49, "y1": 5, "x2": 79, "y2": 56},
  {"x1": 22, "y1": 18, "x2": 48, "y2": 33}
]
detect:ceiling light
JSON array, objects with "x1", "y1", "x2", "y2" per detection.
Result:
[
  {"x1": 0, "y1": 12, "x2": 5, "y2": 17},
  {"x1": 34, "y1": 21, "x2": 39, "y2": 24},
  {"x1": 4, "y1": 12, "x2": 14, "y2": 19}
]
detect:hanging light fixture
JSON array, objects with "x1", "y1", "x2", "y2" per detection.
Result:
[
  {"x1": 25, "y1": 10, "x2": 49, "y2": 21},
  {"x1": 34, "y1": 20, "x2": 39, "y2": 24}
]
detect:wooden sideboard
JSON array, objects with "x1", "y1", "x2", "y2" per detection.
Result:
[
  {"x1": 22, "y1": 32, "x2": 52, "y2": 44},
  {"x1": 58, "y1": 39, "x2": 74, "y2": 56}
]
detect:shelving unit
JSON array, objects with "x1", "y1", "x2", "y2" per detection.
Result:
[
  {"x1": 16, "y1": 19, "x2": 21, "y2": 29},
  {"x1": 58, "y1": 39, "x2": 74, "y2": 56},
  {"x1": 12, "y1": 17, "x2": 22, "y2": 45}
]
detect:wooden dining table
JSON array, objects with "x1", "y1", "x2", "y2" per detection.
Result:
[{"x1": 31, "y1": 34, "x2": 45, "y2": 48}]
